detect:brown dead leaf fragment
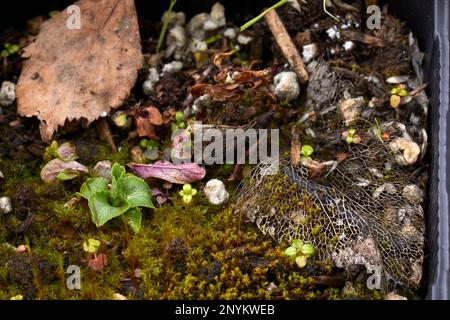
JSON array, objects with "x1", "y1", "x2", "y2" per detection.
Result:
[
  {"x1": 191, "y1": 50, "x2": 273, "y2": 102},
  {"x1": 16, "y1": 0, "x2": 143, "y2": 142}
]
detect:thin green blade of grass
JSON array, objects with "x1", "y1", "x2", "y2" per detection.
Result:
[
  {"x1": 240, "y1": 0, "x2": 289, "y2": 32},
  {"x1": 157, "y1": 0, "x2": 178, "y2": 53}
]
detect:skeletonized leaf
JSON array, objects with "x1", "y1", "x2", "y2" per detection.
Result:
[{"x1": 16, "y1": 0, "x2": 143, "y2": 142}]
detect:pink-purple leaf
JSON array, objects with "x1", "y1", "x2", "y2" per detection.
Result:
[
  {"x1": 128, "y1": 161, "x2": 206, "y2": 184},
  {"x1": 41, "y1": 158, "x2": 89, "y2": 183}
]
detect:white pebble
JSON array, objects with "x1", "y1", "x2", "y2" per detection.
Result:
[
  {"x1": 162, "y1": 61, "x2": 183, "y2": 73},
  {"x1": 189, "y1": 39, "x2": 208, "y2": 53},
  {"x1": 223, "y1": 28, "x2": 237, "y2": 39},
  {"x1": 237, "y1": 34, "x2": 253, "y2": 45},
  {"x1": 302, "y1": 43, "x2": 319, "y2": 64},
  {"x1": 203, "y1": 20, "x2": 218, "y2": 31},
  {"x1": 272, "y1": 72, "x2": 300, "y2": 101},
  {"x1": 142, "y1": 68, "x2": 160, "y2": 95},
  {"x1": 343, "y1": 41, "x2": 355, "y2": 51},
  {"x1": 386, "y1": 75, "x2": 410, "y2": 84},
  {"x1": 0, "y1": 81, "x2": 16, "y2": 107},
  {"x1": 326, "y1": 27, "x2": 340, "y2": 40},
  {"x1": 204, "y1": 179, "x2": 229, "y2": 205},
  {"x1": 0, "y1": 197, "x2": 12, "y2": 214},
  {"x1": 210, "y1": 2, "x2": 226, "y2": 28}
]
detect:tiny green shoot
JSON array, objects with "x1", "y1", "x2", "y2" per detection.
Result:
[
  {"x1": 157, "y1": 0, "x2": 178, "y2": 53},
  {"x1": 240, "y1": 0, "x2": 340, "y2": 32},
  {"x1": 374, "y1": 117, "x2": 383, "y2": 143}
]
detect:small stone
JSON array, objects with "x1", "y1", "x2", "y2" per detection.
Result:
[
  {"x1": 326, "y1": 27, "x2": 340, "y2": 40},
  {"x1": 339, "y1": 96, "x2": 365, "y2": 126},
  {"x1": 385, "y1": 292, "x2": 407, "y2": 300},
  {"x1": 93, "y1": 160, "x2": 112, "y2": 181},
  {"x1": 162, "y1": 61, "x2": 183, "y2": 73},
  {"x1": 161, "y1": 10, "x2": 185, "y2": 26},
  {"x1": 302, "y1": 43, "x2": 319, "y2": 64},
  {"x1": 386, "y1": 75, "x2": 410, "y2": 84},
  {"x1": 204, "y1": 179, "x2": 229, "y2": 205},
  {"x1": 237, "y1": 34, "x2": 253, "y2": 45},
  {"x1": 142, "y1": 80, "x2": 155, "y2": 95},
  {"x1": 187, "y1": 13, "x2": 210, "y2": 40},
  {"x1": 343, "y1": 40, "x2": 355, "y2": 51},
  {"x1": 223, "y1": 28, "x2": 237, "y2": 39},
  {"x1": 0, "y1": 81, "x2": 16, "y2": 107},
  {"x1": 272, "y1": 71, "x2": 300, "y2": 101},
  {"x1": 189, "y1": 39, "x2": 208, "y2": 53},
  {"x1": 113, "y1": 293, "x2": 128, "y2": 300},
  {"x1": 0, "y1": 197, "x2": 12, "y2": 214},
  {"x1": 210, "y1": 3, "x2": 226, "y2": 28},
  {"x1": 389, "y1": 138, "x2": 421, "y2": 166},
  {"x1": 166, "y1": 25, "x2": 187, "y2": 60},
  {"x1": 147, "y1": 68, "x2": 160, "y2": 84},
  {"x1": 403, "y1": 185, "x2": 425, "y2": 204},
  {"x1": 203, "y1": 20, "x2": 218, "y2": 31}
]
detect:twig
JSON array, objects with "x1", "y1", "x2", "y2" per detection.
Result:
[
  {"x1": 264, "y1": 10, "x2": 309, "y2": 83},
  {"x1": 97, "y1": 118, "x2": 117, "y2": 152}
]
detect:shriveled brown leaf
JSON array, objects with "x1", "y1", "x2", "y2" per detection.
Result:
[
  {"x1": 16, "y1": 0, "x2": 143, "y2": 142},
  {"x1": 135, "y1": 117, "x2": 159, "y2": 140},
  {"x1": 141, "y1": 106, "x2": 164, "y2": 126},
  {"x1": 191, "y1": 50, "x2": 273, "y2": 102}
]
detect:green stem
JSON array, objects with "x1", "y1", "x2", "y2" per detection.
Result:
[
  {"x1": 240, "y1": 0, "x2": 289, "y2": 32},
  {"x1": 323, "y1": 0, "x2": 341, "y2": 22},
  {"x1": 157, "y1": 0, "x2": 178, "y2": 53}
]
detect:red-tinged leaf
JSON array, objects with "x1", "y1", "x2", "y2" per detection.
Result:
[
  {"x1": 41, "y1": 158, "x2": 89, "y2": 183},
  {"x1": 128, "y1": 161, "x2": 206, "y2": 184},
  {"x1": 88, "y1": 253, "x2": 107, "y2": 271}
]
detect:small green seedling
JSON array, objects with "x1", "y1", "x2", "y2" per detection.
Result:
[
  {"x1": 374, "y1": 117, "x2": 383, "y2": 143},
  {"x1": 240, "y1": 0, "x2": 339, "y2": 31},
  {"x1": 301, "y1": 145, "x2": 314, "y2": 159},
  {"x1": 346, "y1": 128, "x2": 356, "y2": 145},
  {"x1": 140, "y1": 138, "x2": 160, "y2": 150},
  {"x1": 172, "y1": 111, "x2": 186, "y2": 131},
  {"x1": 1, "y1": 43, "x2": 20, "y2": 58},
  {"x1": 157, "y1": 0, "x2": 178, "y2": 53},
  {"x1": 80, "y1": 163, "x2": 154, "y2": 233},
  {"x1": 179, "y1": 183, "x2": 198, "y2": 204},
  {"x1": 284, "y1": 239, "x2": 315, "y2": 269},
  {"x1": 391, "y1": 87, "x2": 409, "y2": 97},
  {"x1": 83, "y1": 239, "x2": 101, "y2": 254}
]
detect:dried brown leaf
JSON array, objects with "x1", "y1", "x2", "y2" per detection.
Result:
[{"x1": 16, "y1": 0, "x2": 143, "y2": 142}]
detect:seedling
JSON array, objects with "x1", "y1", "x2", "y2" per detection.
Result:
[
  {"x1": 240, "y1": 0, "x2": 339, "y2": 31},
  {"x1": 83, "y1": 238, "x2": 101, "y2": 254},
  {"x1": 301, "y1": 145, "x2": 314, "y2": 159},
  {"x1": 157, "y1": 0, "x2": 178, "y2": 53},
  {"x1": 284, "y1": 239, "x2": 315, "y2": 268},
  {"x1": 390, "y1": 86, "x2": 408, "y2": 108},
  {"x1": 1, "y1": 43, "x2": 20, "y2": 58},
  {"x1": 171, "y1": 110, "x2": 186, "y2": 131},
  {"x1": 374, "y1": 117, "x2": 383, "y2": 143},
  {"x1": 79, "y1": 163, "x2": 154, "y2": 233},
  {"x1": 346, "y1": 128, "x2": 356, "y2": 145},
  {"x1": 179, "y1": 183, "x2": 198, "y2": 204}
]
